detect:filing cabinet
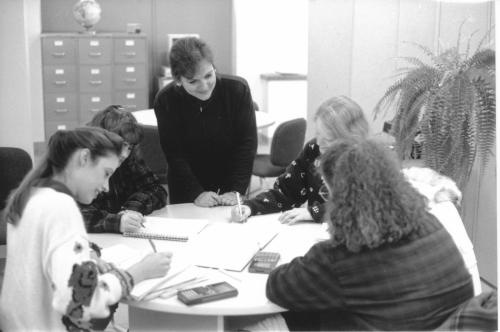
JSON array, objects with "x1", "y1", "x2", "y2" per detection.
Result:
[{"x1": 41, "y1": 33, "x2": 148, "y2": 139}]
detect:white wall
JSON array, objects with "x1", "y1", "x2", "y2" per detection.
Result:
[
  {"x1": 0, "y1": 0, "x2": 43, "y2": 157},
  {"x1": 234, "y1": 0, "x2": 308, "y2": 106}
]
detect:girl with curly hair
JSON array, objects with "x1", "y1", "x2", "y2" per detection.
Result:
[{"x1": 266, "y1": 138, "x2": 475, "y2": 331}]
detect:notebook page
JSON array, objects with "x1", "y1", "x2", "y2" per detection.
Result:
[{"x1": 123, "y1": 217, "x2": 209, "y2": 241}]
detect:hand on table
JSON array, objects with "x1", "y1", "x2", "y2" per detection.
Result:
[
  {"x1": 194, "y1": 191, "x2": 219, "y2": 207},
  {"x1": 119, "y1": 210, "x2": 145, "y2": 233},
  {"x1": 278, "y1": 208, "x2": 313, "y2": 225},
  {"x1": 218, "y1": 192, "x2": 239, "y2": 206},
  {"x1": 230, "y1": 205, "x2": 251, "y2": 223}
]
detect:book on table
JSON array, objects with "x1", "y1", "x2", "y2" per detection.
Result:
[{"x1": 122, "y1": 216, "x2": 209, "y2": 242}]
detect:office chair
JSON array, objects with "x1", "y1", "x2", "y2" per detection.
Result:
[
  {"x1": 251, "y1": 118, "x2": 307, "y2": 192},
  {"x1": 138, "y1": 124, "x2": 168, "y2": 184},
  {"x1": 0, "y1": 147, "x2": 33, "y2": 287}
]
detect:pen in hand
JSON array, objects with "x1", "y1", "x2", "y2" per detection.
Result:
[
  {"x1": 236, "y1": 192, "x2": 243, "y2": 217},
  {"x1": 148, "y1": 239, "x2": 157, "y2": 253}
]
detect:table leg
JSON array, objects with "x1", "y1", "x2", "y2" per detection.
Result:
[{"x1": 129, "y1": 307, "x2": 223, "y2": 331}]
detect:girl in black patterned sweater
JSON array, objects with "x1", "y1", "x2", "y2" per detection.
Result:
[{"x1": 231, "y1": 95, "x2": 369, "y2": 224}]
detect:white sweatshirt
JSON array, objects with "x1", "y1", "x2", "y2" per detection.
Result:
[{"x1": 0, "y1": 188, "x2": 129, "y2": 332}]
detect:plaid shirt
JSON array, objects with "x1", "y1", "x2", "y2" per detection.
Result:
[
  {"x1": 79, "y1": 155, "x2": 167, "y2": 233},
  {"x1": 266, "y1": 214, "x2": 474, "y2": 331},
  {"x1": 245, "y1": 140, "x2": 326, "y2": 222}
]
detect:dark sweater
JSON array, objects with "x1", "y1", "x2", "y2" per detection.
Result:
[
  {"x1": 245, "y1": 139, "x2": 326, "y2": 222},
  {"x1": 79, "y1": 155, "x2": 168, "y2": 233},
  {"x1": 266, "y1": 214, "x2": 474, "y2": 331},
  {"x1": 153, "y1": 74, "x2": 257, "y2": 203}
]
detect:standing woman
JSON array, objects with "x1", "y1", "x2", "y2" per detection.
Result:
[
  {"x1": 154, "y1": 37, "x2": 257, "y2": 207},
  {"x1": 0, "y1": 127, "x2": 171, "y2": 331}
]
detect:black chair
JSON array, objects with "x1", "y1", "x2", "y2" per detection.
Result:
[
  {"x1": 138, "y1": 124, "x2": 168, "y2": 184},
  {"x1": 0, "y1": 147, "x2": 33, "y2": 287},
  {"x1": 252, "y1": 118, "x2": 307, "y2": 187}
]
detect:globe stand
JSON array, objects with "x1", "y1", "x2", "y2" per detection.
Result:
[{"x1": 80, "y1": 26, "x2": 97, "y2": 35}]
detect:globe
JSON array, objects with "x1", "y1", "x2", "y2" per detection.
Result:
[{"x1": 73, "y1": 0, "x2": 101, "y2": 33}]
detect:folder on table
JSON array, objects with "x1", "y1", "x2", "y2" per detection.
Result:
[
  {"x1": 123, "y1": 216, "x2": 209, "y2": 242},
  {"x1": 190, "y1": 218, "x2": 281, "y2": 272}
]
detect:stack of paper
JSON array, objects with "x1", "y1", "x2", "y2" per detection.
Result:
[{"x1": 101, "y1": 244, "x2": 195, "y2": 300}]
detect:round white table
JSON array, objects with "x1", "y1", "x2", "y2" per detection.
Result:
[
  {"x1": 90, "y1": 203, "x2": 326, "y2": 331},
  {"x1": 132, "y1": 109, "x2": 275, "y2": 129}
]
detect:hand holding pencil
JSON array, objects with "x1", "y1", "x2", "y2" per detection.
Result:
[{"x1": 126, "y1": 251, "x2": 173, "y2": 285}]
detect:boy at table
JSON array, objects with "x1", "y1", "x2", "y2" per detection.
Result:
[{"x1": 80, "y1": 105, "x2": 168, "y2": 233}]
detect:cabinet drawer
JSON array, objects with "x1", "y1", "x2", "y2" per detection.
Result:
[
  {"x1": 44, "y1": 93, "x2": 78, "y2": 122},
  {"x1": 113, "y1": 64, "x2": 147, "y2": 90},
  {"x1": 79, "y1": 93, "x2": 112, "y2": 124},
  {"x1": 79, "y1": 65, "x2": 112, "y2": 92},
  {"x1": 42, "y1": 37, "x2": 76, "y2": 64},
  {"x1": 78, "y1": 38, "x2": 112, "y2": 64},
  {"x1": 45, "y1": 120, "x2": 79, "y2": 140},
  {"x1": 114, "y1": 38, "x2": 146, "y2": 63},
  {"x1": 113, "y1": 90, "x2": 148, "y2": 111},
  {"x1": 43, "y1": 65, "x2": 77, "y2": 93}
]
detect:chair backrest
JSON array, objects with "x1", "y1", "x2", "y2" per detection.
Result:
[
  {"x1": 269, "y1": 118, "x2": 307, "y2": 167},
  {"x1": 0, "y1": 147, "x2": 33, "y2": 245},
  {"x1": 138, "y1": 124, "x2": 168, "y2": 184}
]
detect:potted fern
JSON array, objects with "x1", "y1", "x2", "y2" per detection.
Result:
[{"x1": 374, "y1": 29, "x2": 495, "y2": 189}]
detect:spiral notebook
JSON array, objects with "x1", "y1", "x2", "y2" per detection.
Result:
[{"x1": 123, "y1": 216, "x2": 209, "y2": 242}]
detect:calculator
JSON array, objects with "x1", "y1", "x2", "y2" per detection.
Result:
[
  {"x1": 177, "y1": 281, "x2": 238, "y2": 306},
  {"x1": 248, "y1": 251, "x2": 281, "y2": 274}
]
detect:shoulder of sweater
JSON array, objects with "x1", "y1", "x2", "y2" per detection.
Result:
[
  {"x1": 27, "y1": 188, "x2": 80, "y2": 220},
  {"x1": 217, "y1": 74, "x2": 250, "y2": 90}
]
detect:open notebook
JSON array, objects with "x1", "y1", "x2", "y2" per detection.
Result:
[
  {"x1": 101, "y1": 244, "x2": 197, "y2": 301},
  {"x1": 123, "y1": 216, "x2": 209, "y2": 242},
  {"x1": 190, "y1": 217, "x2": 282, "y2": 271}
]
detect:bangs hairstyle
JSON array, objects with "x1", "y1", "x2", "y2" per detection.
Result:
[
  {"x1": 3, "y1": 127, "x2": 123, "y2": 225},
  {"x1": 169, "y1": 37, "x2": 214, "y2": 80},
  {"x1": 87, "y1": 105, "x2": 143, "y2": 146},
  {"x1": 314, "y1": 95, "x2": 369, "y2": 140},
  {"x1": 319, "y1": 138, "x2": 433, "y2": 253}
]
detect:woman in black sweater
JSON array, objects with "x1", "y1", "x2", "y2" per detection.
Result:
[{"x1": 154, "y1": 37, "x2": 257, "y2": 207}]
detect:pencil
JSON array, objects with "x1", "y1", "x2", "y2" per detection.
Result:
[
  {"x1": 148, "y1": 239, "x2": 157, "y2": 253},
  {"x1": 236, "y1": 192, "x2": 242, "y2": 216},
  {"x1": 217, "y1": 268, "x2": 242, "y2": 282}
]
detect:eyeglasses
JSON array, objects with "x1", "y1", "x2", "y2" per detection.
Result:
[{"x1": 318, "y1": 183, "x2": 329, "y2": 202}]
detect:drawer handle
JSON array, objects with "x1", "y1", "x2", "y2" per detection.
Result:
[
  {"x1": 125, "y1": 78, "x2": 137, "y2": 83},
  {"x1": 90, "y1": 80, "x2": 103, "y2": 85},
  {"x1": 54, "y1": 80, "x2": 67, "y2": 85},
  {"x1": 123, "y1": 104, "x2": 137, "y2": 109},
  {"x1": 89, "y1": 52, "x2": 102, "y2": 57},
  {"x1": 90, "y1": 108, "x2": 100, "y2": 113},
  {"x1": 124, "y1": 52, "x2": 136, "y2": 57},
  {"x1": 55, "y1": 108, "x2": 68, "y2": 113},
  {"x1": 52, "y1": 52, "x2": 66, "y2": 57}
]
